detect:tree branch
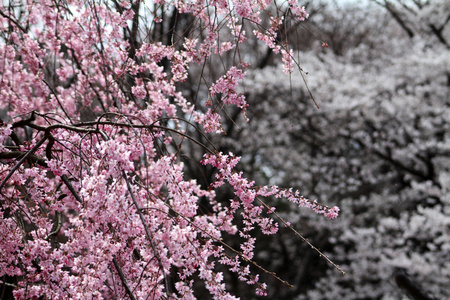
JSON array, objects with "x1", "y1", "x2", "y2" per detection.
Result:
[
  {"x1": 0, "y1": 136, "x2": 48, "y2": 193},
  {"x1": 122, "y1": 171, "x2": 171, "y2": 297},
  {"x1": 112, "y1": 256, "x2": 137, "y2": 300}
]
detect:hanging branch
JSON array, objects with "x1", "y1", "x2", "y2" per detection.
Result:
[
  {"x1": 0, "y1": 136, "x2": 48, "y2": 193},
  {"x1": 112, "y1": 256, "x2": 137, "y2": 300},
  {"x1": 122, "y1": 171, "x2": 171, "y2": 297}
]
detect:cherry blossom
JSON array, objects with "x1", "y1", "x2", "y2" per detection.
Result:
[{"x1": 0, "y1": 0, "x2": 339, "y2": 299}]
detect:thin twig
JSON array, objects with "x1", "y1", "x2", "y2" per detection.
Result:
[
  {"x1": 256, "y1": 196, "x2": 346, "y2": 275},
  {"x1": 166, "y1": 205, "x2": 294, "y2": 288},
  {"x1": 42, "y1": 79, "x2": 73, "y2": 124},
  {"x1": 122, "y1": 171, "x2": 171, "y2": 297}
]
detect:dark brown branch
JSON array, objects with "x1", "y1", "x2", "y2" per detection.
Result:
[
  {"x1": 9, "y1": 131, "x2": 22, "y2": 146},
  {"x1": 0, "y1": 136, "x2": 48, "y2": 193},
  {"x1": 76, "y1": 117, "x2": 217, "y2": 154},
  {"x1": 112, "y1": 256, "x2": 137, "y2": 300},
  {"x1": 0, "y1": 151, "x2": 48, "y2": 167},
  {"x1": 429, "y1": 23, "x2": 449, "y2": 48},
  {"x1": 46, "y1": 135, "x2": 55, "y2": 161},
  {"x1": 394, "y1": 271, "x2": 434, "y2": 300},
  {"x1": 128, "y1": 2, "x2": 141, "y2": 59},
  {"x1": 12, "y1": 111, "x2": 36, "y2": 128},
  {"x1": 44, "y1": 211, "x2": 62, "y2": 241},
  {"x1": 377, "y1": 0, "x2": 415, "y2": 38},
  {"x1": 60, "y1": 175, "x2": 83, "y2": 203},
  {"x1": 0, "y1": 9, "x2": 27, "y2": 33}
]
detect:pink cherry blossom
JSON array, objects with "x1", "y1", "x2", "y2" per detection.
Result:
[{"x1": 0, "y1": 1, "x2": 339, "y2": 299}]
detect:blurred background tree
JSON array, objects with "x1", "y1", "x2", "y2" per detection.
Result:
[{"x1": 179, "y1": 0, "x2": 450, "y2": 298}]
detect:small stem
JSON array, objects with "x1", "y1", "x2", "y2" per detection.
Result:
[{"x1": 256, "y1": 197, "x2": 346, "y2": 275}]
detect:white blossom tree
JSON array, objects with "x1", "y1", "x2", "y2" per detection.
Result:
[
  {"x1": 195, "y1": 1, "x2": 450, "y2": 299},
  {"x1": 0, "y1": 0, "x2": 342, "y2": 299}
]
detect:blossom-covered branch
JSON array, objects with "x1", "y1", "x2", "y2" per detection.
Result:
[{"x1": 0, "y1": 0, "x2": 340, "y2": 298}]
